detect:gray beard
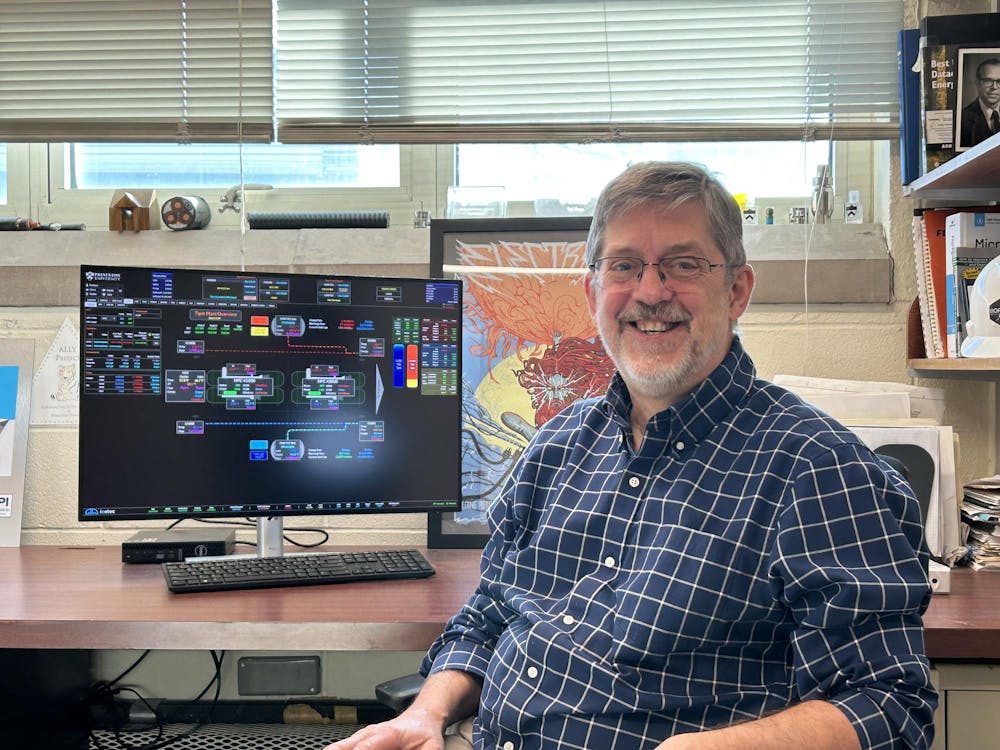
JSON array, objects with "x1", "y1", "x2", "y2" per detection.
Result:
[
  {"x1": 599, "y1": 318, "x2": 731, "y2": 404},
  {"x1": 609, "y1": 338, "x2": 704, "y2": 399}
]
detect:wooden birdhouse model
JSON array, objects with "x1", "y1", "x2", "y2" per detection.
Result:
[{"x1": 109, "y1": 189, "x2": 160, "y2": 232}]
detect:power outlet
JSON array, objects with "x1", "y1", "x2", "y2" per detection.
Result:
[{"x1": 237, "y1": 655, "x2": 321, "y2": 696}]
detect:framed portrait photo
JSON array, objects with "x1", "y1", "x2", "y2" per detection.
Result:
[
  {"x1": 955, "y1": 47, "x2": 1000, "y2": 151},
  {"x1": 426, "y1": 217, "x2": 616, "y2": 548}
]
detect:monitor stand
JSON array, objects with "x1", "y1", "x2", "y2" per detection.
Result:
[
  {"x1": 179, "y1": 516, "x2": 287, "y2": 564},
  {"x1": 257, "y1": 516, "x2": 284, "y2": 558}
]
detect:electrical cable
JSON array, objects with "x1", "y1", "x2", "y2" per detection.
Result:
[
  {"x1": 109, "y1": 650, "x2": 153, "y2": 686},
  {"x1": 796, "y1": 1, "x2": 847, "y2": 376},
  {"x1": 91, "y1": 650, "x2": 226, "y2": 750},
  {"x1": 165, "y1": 516, "x2": 330, "y2": 548}
]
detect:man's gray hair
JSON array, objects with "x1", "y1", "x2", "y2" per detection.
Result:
[{"x1": 585, "y1": 161, "x2": 746, "y2": 272}]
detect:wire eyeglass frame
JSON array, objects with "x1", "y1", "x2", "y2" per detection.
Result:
[{"x1": 589, "y1": 256, "x2": 729, "y2": 288}]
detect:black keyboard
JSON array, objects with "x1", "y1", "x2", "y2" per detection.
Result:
[{"x1": 161, "y1": 548, "x2": 435, "y2": 593}]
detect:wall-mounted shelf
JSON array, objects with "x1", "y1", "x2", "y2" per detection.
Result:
[
  {"x1": 904, "y1": 132, "x2": 1000, "y2": 201},
  {"x1": 906, "y1": 130, "x2": 1000, "y2": 383},
  {"x1": 908, "y1": 358, "x2": 1000, "y2": 380}
]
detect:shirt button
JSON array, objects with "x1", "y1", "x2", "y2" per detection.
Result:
[
  {"x1": 527, "y1": 666, "x2": 539, "y2": 679},
  {"x1": 562, "y1": 614, "x2": 575, "y2": 625},
  {"x1": 628, "y1": 476, "x2": 640, "y2": 488},
  {"x1": 604, "y1": 556, "x2": 616, "y2": 568},
  {"x1": 675, "y1": 441, "x2": 685, "y2": 451},
  {"x1": 502, "y1": 743, "x2": 515, "y2": 750}
]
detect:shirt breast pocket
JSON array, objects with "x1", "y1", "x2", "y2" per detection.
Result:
[{"x1": 611, "y1": 525, "x2": 777, "y2": 669}]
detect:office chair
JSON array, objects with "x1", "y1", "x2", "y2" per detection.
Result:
[{"x1": 874, "y1": 447, "x2": 934, "y2": 539}]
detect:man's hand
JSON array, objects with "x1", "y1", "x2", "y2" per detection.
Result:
[
  {"x1": 323, "y1": 707, "x2": 447, "y2": 750},
  {"x1": 326, "y1": 669, "x2": 482, "y2": 750}
]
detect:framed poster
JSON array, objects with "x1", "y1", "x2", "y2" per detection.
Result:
[{"x1": 427, "y1": 217, "x2": 615, "y2": 548}]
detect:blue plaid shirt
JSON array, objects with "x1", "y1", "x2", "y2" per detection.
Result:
[{"x1": 423, "y1": 338, "x2": 936, "y2": 750}]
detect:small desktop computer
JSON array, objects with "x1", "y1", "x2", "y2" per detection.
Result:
[{"x1": 121, "y1": 528, "x2": 237, "y2": 563}]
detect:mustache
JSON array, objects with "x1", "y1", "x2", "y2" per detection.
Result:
[{"x1": 618, "y1": 301, "x2": 691, "y2": 323}]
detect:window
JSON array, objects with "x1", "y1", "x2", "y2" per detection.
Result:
[
  {"x1": 69, "y1": 143, "x2": 400, "y2": 189},
  {"x1": 455, "y1": 142, "x2": 830, "y2": 208},
  {"x1": 0, "y1": 144, "x2": 6, "y2": 204}
]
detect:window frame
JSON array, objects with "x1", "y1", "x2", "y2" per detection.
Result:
[
  {"x1": 27, "y1": 143, "x2": 449, "y2": 230},
  {"x1": 10, "y1": 139, "x2": 882, "y2": 230}
]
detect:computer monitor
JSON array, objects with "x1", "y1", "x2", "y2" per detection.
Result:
[{"x1": 78, "y1": 264, "x2": 462, "y2": 556}]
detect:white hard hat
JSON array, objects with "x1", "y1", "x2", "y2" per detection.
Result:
[{"x1": 961, "y1": 254, "x2": 1000, "y2": 357}]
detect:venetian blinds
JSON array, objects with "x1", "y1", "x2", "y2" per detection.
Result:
[
  {"x1": 276, "y1": 0, "x2": 903, "y2": 144},
  {"x1": 0, "y1": 0, "x2": 273, "y2": 142},
  {"x1": 0, "y1": 0, "x2": 901, "y2": 144}
]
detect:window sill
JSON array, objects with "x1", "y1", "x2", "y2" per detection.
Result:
[{"x1": 743, "y1": 223, "x2": 890, "y2": 304}]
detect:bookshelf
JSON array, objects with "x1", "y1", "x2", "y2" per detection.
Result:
[
  {"x1": 907, "y1": 131, "x2": 1000, "y2": 375},
  {"x1": 907, "y1": 357, "x2": 1000, "y2": 380},
  {"x1": 904, "y1": 132, "x2": 1000, "y2": 201}
]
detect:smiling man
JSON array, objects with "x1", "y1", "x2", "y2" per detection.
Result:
[{"x1": 327, "y1": 162, "x2": 936, "y2": 750}]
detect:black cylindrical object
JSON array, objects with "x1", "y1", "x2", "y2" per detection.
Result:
[{"x1": 247, "y1": 211, "x2": 390, "y2": 229}]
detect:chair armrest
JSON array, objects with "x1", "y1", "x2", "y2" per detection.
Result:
[{"x1": 374, "y1": 672, "x2": 426, "y2": 714}]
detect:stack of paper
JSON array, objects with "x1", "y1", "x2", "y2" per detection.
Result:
[
  {"x1": 772, "y1": 374, "x2": 945, "y2": 423},
  {"x1": 961, "y1": 476, "x2": 1000, "y2": 570},
  {"x1": 963, "y1": 479, "x2": 1000, "y2": 522}
]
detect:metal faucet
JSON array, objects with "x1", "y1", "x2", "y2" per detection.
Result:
[
  {"x1": 811, "y1": 164, "x2": 833, "y2": 224},
  {"x1": 219, "y1": 183, "x2": 273, "y2": 213}
]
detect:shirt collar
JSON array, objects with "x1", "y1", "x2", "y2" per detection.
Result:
[{"x1": 600, "y1": 337, "x2": 756, "y2": 447}]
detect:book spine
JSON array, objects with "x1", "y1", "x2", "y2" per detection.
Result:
[
  {"x1": 912, "y1": 211, "x2": 940, "y2": 358},
  {"x1": 922, "y1": 41, "x2": 959, "y2": 173},
  {"x1": 945, "y1": 258, "x2": 957, "y2": 358},
  {"x1": 898, "y1": 29, "x2": 921, "y2": 184},
  {"x1": 920, "y1": 210, "x2": 949, "y2": 357}
]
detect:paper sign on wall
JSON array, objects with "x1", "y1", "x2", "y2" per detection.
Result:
[{"x1": 30, "y1": 317, "x2": 79, "y2": 426}]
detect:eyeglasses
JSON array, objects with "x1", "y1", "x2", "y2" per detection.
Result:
[
  {"x1": 589, "y1": 256, "x2": 728, "y2": 287},
  {"x1": 978, "y1": 77, "x2": 1000, "y2": 88}
]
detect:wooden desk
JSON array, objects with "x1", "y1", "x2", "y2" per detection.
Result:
[
  {"x1": 0, "y1": 545, "x2": 482, "y2": 652},
  {"x1": 0, "y1": 545, "x2": 993, "y2": 660},
  {"x1": 922, "y1": 567, "x2": 1000, "y2": 660}
]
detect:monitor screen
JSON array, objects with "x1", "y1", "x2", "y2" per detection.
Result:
[{"x1": 78, "y1": 265, "x2": 462, "y2": 525}]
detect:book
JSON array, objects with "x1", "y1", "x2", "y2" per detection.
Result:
[
  {"x1": 912, "y1": 209, "x2": 941, "y2": 358},
  {"x1": 916, "y1": 206, "x2": 1000, "y2": 358},
  {"x1": 898, "y1": 28, "x2": 922, "y2": 185},
  {"x1": 919, "y1": 13, "x2": 1000, "y2": 173},
  {"x1": 945, "y1": 212, "x2": 1000, "y2": 356},
  {"x1": 953, "y1": 245, "x2": 1000, "y2": 356}
]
